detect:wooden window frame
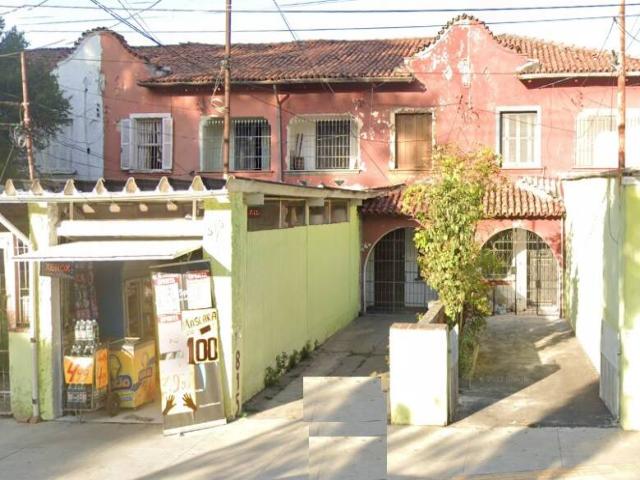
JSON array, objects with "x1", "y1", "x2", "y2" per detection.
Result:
[
  {"x1": 391, "y1": 110, "x2": 435, "y2": 171},
  {"x1": 496, "y1": 106, "x2": 541, "y2": 169}
]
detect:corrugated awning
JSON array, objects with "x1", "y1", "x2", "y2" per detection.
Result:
[{"x1": 15, "y1": 240, "x2": 201, "y2": 262}]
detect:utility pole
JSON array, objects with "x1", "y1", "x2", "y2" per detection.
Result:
[
  {"x1": 20, "y1": 51, "x2": 35, "y2": 181},
  {"x1": 618, "y1": 0, "x2": 626, "y2": 173},
  {"x1": 222, "y1": 0, "x2": 232, "y2": 177}
]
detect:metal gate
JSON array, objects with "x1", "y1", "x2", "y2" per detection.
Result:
[
  {"x1": 483, "y1": 228, "x2": 558, "y2": 315},
  {"x1": 526, "y1": 230, "x2": 559, "y2": 315},
  {"x1": 367, "y1": 228, "x2": 438, "y2": 312},
  {"x1": 0, "y1": 246, "x2": 10, "y2": 415}
]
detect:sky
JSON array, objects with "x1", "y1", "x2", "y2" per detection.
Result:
[{"x1": 1, "y1": 0, "x2": 640, "y2": 57}]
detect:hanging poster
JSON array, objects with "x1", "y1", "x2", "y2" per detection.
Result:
[
  {"x1": 157, "y1": 314, "x2": 183, "y2": 354},
  {"x1": 151, "y1": 261, "x2": 226, "y2": 436},
  {"x1": 153, "y1": 273, "x2": 182, "y2": 315},
  {"x1": 185, "y1": 270, "x2": 213, "y2": 310}
]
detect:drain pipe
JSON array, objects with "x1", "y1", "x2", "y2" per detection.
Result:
[
  {"x1": 0, "y1": 211, "x2": 38, "y2": 421},
  {"x1": 273, "y1": 85, "x2": 289, "y2": 182}
]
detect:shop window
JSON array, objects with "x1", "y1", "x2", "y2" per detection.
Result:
[
  {"x1": 247, "y1": 201, "x2": 281, "y2": 232},
  {"x1": 200, "y1": 117, "x2": 271, "y2": 171},
  {"x1": 288, "y1": 116, "x2": 358, "y2": 171},
  {"x1": 309, "y1": 204, "x2": 330, "y2": 225},
  {"x1": 330, "y1": 200, "x2": 349, "y2": 223},
  {"x1": 281, "y1": 200, "x2": 305, "y2": 228},
  {"x1": 395, "y1": 112, "x2": 432, "y2": 170},
  {"x1": 247, "y1": 200, "x2": 308, "y2": 231}
]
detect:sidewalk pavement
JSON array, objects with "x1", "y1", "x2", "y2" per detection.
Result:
[{"x1": 1, "y1": 417, "x2": 640, "y2": 479}]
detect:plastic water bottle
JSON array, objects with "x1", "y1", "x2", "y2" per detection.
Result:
[{"x1": 92, "y1": 319, "x2": 99, "y2": 343}]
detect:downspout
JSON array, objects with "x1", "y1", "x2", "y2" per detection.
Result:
[
  {"x1": 0, "y1": 211, "x2": 39, "y2": 421},
  {"x1": 273, "y1": 85, "x2": 285, "y2": 182}
]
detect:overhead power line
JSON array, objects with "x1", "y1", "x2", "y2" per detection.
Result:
[
  {"x1": 2, "y1": 2, "x2": 640, "y2": 15},
  {"x1": 16, "y1": 13, "x2": 640, "y2": 35}
]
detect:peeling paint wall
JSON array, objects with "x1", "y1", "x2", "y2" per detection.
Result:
[
  {"x1": 36, "y1": 34, "x2": 104, "y2": 180},
  {"x1": 95, "y1": 25, "x2": 640, "y2": 189}
]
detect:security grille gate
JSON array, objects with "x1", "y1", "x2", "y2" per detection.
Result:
[
  {"x1": 483, "y1": 228, "x2": 559, "y2": 315},
  {"x1": 0, "y1": 246, "x2": 10, "y2": 415},
  {"x1": 526, "y1": 230, "x2": 559, "y2": 314},
  {"x1": 366, "y1": 228, "x2": 438, "y2": 312}
]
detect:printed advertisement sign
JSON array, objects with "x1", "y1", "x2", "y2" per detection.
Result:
[
  {"x1": 151, "y1": 262, "x2": 226, "y2": 435},
  {"x1": 41, "y1": 262, "x2": 75, "y2": 279}
]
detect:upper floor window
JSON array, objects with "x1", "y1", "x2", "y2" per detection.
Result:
[
  {"x1": 498, "y1": 109, "x2": 540, "y2": 168},
  {"x1": 288, "y1": 116, "x2": 358, "y2": 171},
  {"x1": 200, "y1": 117, "x2": 271, "y2": 172},
  {"x1": 395, "y1": 112, "x2": 433, "y2": 170},
  {"x1": 120, "y1": 114, "x2": 173, "y2": 172},
  {"x1": 576, "y1": 109, "x2": 640, "y2": 168}
]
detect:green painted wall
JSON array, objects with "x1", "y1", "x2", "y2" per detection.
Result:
[
  {"x1": 239, "y1": 203, "x2": 360, "y2": 401},
  {"x1": 9, "y1": 203, "x2": 60, "y2": 421},
  {"x1": 8, "y1": 331, "x2": 32, "y2": 420},
  {"x1": 563, "y1": 177, "x2": 620, "y2": 372},
  {"x1": 202, "y1": 196, "x2": 237, "y2": 419},
  {"x1": 621, "y1": 184, "x2": 640, "y2": 430}
]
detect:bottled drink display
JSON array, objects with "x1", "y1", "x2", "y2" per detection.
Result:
[{"x1": 66, "y1": 319, "x2": 101, "y2": 410}]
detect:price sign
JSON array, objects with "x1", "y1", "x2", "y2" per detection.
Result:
[
  {"x1": 64, "y1": 356, "x2": 94, "y2": 385},
  {"x1": 182, "y1": 309, "x2": 219, "y2": 365},
  {"x1": 95, "y1": 348, "x2": 108, "y2": 389}
]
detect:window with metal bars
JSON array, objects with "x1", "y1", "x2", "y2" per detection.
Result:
[
  {"x1": 200, "y1": 118, "x2": 271, "y2": 171},
  {"x1": 499, "y1": 111, "x2": 538, "y2": 166},
  {"x1": 120, "y1": 114, "x2": 173, "y2": 171},
  {"x1": 288, "y1": 116, "x2": 357, "y2": 171},
  {"x1": 14, "y1": 239, "x2": 30, "y2": 329},
  {"x1": 483, "y1": 229, "x2": 515, "y2": 279},
  {"x1": 575, "y1": 110, "x2": 640, "y2": 167},
  {"x1": 136, "y1": 118, "x2": 163, "y2": 170}
]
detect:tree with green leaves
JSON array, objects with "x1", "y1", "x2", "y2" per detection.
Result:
[
  {"x1": 0, "y1": 17, "x2": 70, "y2": 180},
  {"x1": 402, "y1": 145, "x2": 501, "y2": 335}
]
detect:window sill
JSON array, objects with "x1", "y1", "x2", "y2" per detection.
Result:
[
  {"x1": 197, "y1": 170, "x2": 275, "y2": 174},
  {"x1": 571, "y1": 166, "x2": 619, "y2": 170},
  {"x1": 391, "y1": 168, "x2": 432, "y2": 172},
  {"x1": 125, "y1": 169, "x2": 172, "y2": 174},
  {"x1": 286, "y1": 169, "x2": 361, "y2": 175},
  {"x1": 500, "y1": 165, "x2": 542, "y2": 170}
]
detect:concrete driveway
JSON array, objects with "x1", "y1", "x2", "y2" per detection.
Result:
[
  {"x1": 454, "y1": 315, "x2": 616, "y2": 427},
  {"x1": 244, "y1": 313, "x2": 414, "y2": 420}
]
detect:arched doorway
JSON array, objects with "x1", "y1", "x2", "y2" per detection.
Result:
[
  {"x1": 483, "y1": 228, "x2": 559, "y2": 315},
  {"x1": 364, "y1": 227, "x2": 437, "y2": 312}
]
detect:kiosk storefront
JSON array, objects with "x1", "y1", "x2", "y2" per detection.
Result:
[
  {"x1": 0, "y1": 176, "x2": 370, "y2": 432},
  {"x1": 19, "y1": 240, "x2": 226, "y2": 432}
]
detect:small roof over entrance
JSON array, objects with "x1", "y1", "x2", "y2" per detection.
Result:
[{"x1": 15, "y1": 239, "x2": 201, "y2": 262}]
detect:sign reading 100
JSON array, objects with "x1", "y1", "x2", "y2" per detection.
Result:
[{"x1": 187, "y1": 336, "x2": 218, "y2": 364}]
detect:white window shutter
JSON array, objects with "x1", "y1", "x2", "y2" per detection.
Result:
[
  {"x1": 162, "y1": 115, "x2": 173, "y2": 170},
  {"x1": 120, "y1": 118, "x2": 131, "y2": 170}
]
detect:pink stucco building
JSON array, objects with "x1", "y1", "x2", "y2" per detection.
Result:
[{"x1": 34, "y1": 15, "x2": 640, "y2": 315}]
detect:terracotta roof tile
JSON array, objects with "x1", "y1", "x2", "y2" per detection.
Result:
[
  {"x1": 134, "y1": 38, "x2": 431, "y2": 85},
  {"x1": 496, "y1": 34, "x2": 640, "y2": 75},
  {"x1": 27, "y1": 16, "x2": 640, "y2": 84},
  {"x1": 361, "y1": 177, "x2": 564, "y2": 219}
]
